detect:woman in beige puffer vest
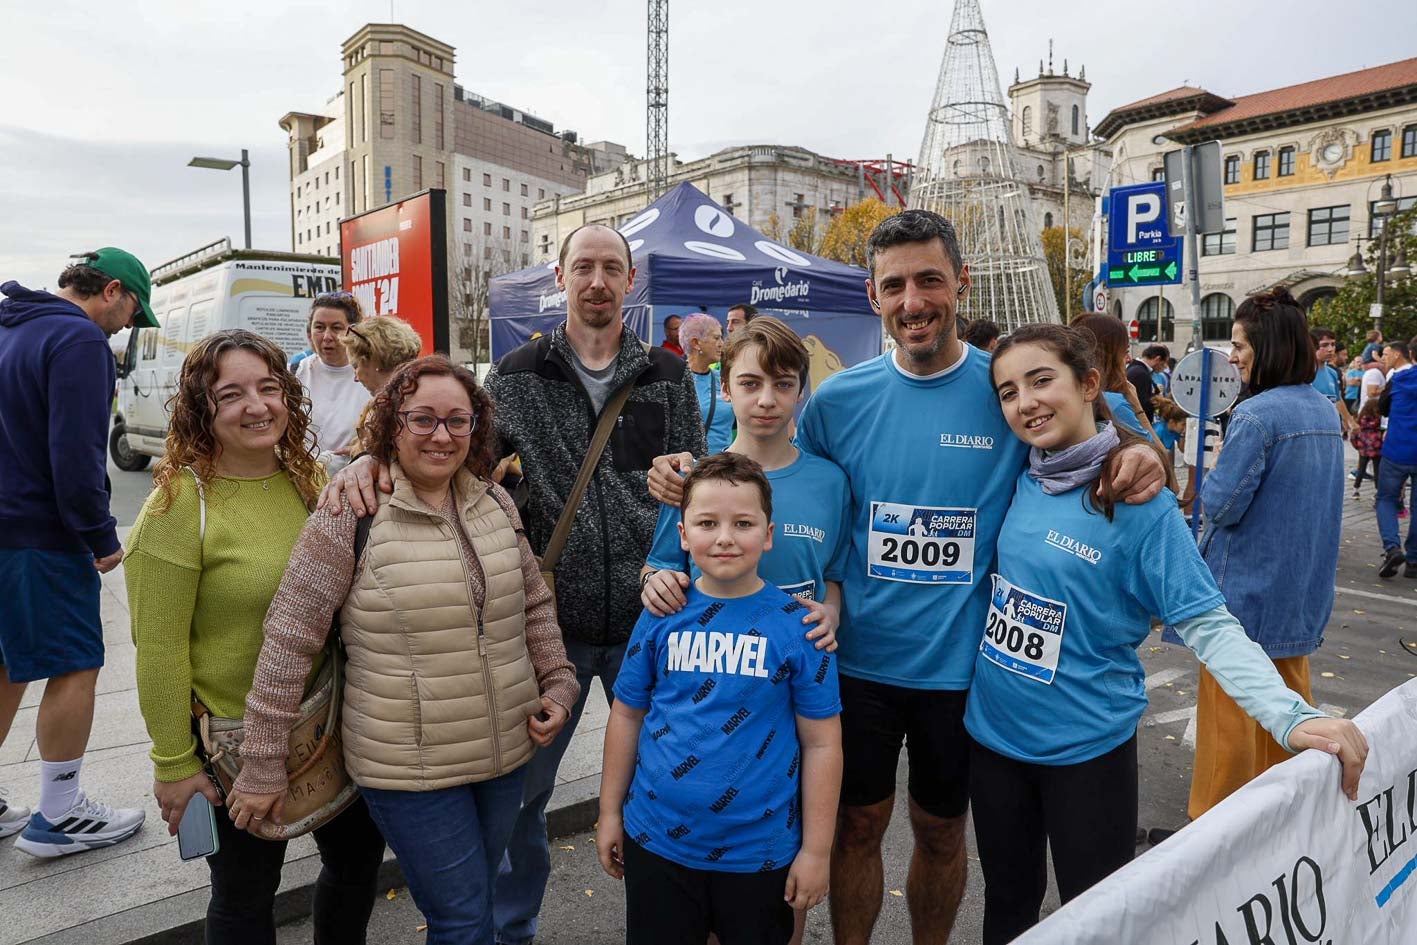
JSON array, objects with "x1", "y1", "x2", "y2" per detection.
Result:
[{"x1": 231, "y1": 356, "x2": 580, "y2": 945}]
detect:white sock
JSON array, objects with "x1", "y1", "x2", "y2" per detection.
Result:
[{"x1": 38, "y1": 757, "x2": 83, "y2": 821}]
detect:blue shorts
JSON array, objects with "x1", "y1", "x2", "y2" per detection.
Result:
[{"x1": 0, "y1": 549, "x2": 105, "y2": 683}]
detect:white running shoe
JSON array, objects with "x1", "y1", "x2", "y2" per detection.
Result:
[
  {"x1": 0, "y1": 787, "x2": 30, "y2": 839},
  {"x1": 13, "y1": 791, "x2": 145, "y2": 858}
]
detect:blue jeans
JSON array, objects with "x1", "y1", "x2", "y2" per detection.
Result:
[
  {"x1": 362, "y1": 769, "x2": 527, "y2": 945},
  {"x1": 1377, "y1": 458, "x2": 1417, "y2": 562},
  {"x1": 493, "y1": 638, "x2": 627, "y2": 945}
]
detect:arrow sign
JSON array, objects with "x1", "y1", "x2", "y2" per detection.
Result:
[{"x1": 1111, "y1": 264, "x2": 1172, "y2": 285}]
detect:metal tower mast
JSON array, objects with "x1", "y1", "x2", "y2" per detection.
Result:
[
  {"x1": 646, "y1": 0, "x2": 669, "y2": 201},
  {"x1": 911, "y1": 0, "x2": 1060, "y2": 329}
]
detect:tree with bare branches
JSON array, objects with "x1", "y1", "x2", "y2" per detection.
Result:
[{"x1": 451, "y1": 236, "x2": 522, "y2": 365}]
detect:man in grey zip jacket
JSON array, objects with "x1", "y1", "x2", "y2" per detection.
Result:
[
  {"x1": 488, "y1": 225, "x2": 705, "y2": 945},
  {"x1": 485, "y1": 320, "x2": 705, "y2": 646}
]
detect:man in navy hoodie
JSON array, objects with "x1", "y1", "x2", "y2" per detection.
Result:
[{"x1": 0, "y1": 248, "x2": 158, "y2": 858}]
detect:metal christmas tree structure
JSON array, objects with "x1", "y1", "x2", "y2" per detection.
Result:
[{"x1": 911, "y1": 0, "x2": 1060, "y2": 328}]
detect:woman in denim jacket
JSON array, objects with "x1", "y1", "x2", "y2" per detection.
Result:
[{"x1": 1187, "y1": 289, "x2": 1344, "y2": 820}]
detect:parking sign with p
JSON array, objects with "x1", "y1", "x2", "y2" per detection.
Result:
[{"x1": 1106, "y1": 182, "x2": 1183, "y2": 288}]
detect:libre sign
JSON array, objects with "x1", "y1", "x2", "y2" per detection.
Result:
[
  {"x1": 1106, "y1": 182, "x2": 1183, "y2": 288},
  {"x1": 339, "y1": 189, "x2": 449, "y2": 355}
]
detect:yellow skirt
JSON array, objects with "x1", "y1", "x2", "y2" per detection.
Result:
[{"x1": 1187, "y1": 655, "x2": 1312, "y2": 821}]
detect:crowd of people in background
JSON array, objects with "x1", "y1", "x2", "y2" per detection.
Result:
[{"x1": 0, "y1": 209, "x2": 1404, "y2": 945}]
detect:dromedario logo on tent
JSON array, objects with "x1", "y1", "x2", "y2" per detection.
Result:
[{"x1": 751, "y1": 266, "x2": 812, "y2": 306}]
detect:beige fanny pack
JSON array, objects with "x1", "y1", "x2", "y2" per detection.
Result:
[
  {"x1": 185, "y1": 469, "x2": 366, "y2": 841},
  {"x1": 192, "y1": 654, "x2": 356, "y2": 841}
]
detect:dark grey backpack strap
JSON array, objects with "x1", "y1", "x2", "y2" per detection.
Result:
[
  {"x1": 704, "y1": 368, "x2": 718, "y2": 434},
  {"x1": 332, "y1": 514, "x2": 375, "y2": 644},
  {"x1": 354, "y1": 513, "x2": 373, "y2": 561}
]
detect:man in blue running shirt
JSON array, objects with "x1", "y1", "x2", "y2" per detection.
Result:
[
  {"x1": 651, "y1": 211, "x2": 1166, "y2": 944},
  {"x1": 1311, "y1": 326, "x2": 1354, "y2": 439}
]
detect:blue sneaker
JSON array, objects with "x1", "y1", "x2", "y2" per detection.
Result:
[{"x1": 14, "y1": 791, "x2": 145, "y2": 858}]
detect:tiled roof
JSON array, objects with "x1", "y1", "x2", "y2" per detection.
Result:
[
  {"x1": 1113, "y1": 86, "x2": 1213, "y2": 112},
  {"x1": 1094, "y1": 88, "x2": 1233, "y2": 139},
  {"x1": 1169, "y1": 57, "x2": 1417, "y2": 139}
]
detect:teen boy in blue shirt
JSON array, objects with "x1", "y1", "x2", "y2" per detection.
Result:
[
  {"x1": 1311, "y1": 327, "x2": 1354, "y2": 438},
  {"x1": 641, "y1": 316, "x2": 851, "y2": 631},
  {"x1": 598, "y1": 453, "x2": 842, "y2": 945}
]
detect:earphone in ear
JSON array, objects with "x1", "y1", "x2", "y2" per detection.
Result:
[
  {"x1": 870, "y1": 298, "x2": 881, "y2": 310},
  {"x1": 957, "y1": 285, "x2": 968, "y2": 297}
]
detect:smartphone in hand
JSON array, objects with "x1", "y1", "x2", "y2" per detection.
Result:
[{"x1": 177, "y1": 792, "x2": 219, "y2": 861}]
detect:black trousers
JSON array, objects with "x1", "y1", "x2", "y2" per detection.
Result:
[
  {"x1": 622, "y1": 838, "x2": 793, "y2": 945},
  {"x1": 205, "y1": 794, "x2": 386, "y2": 945},
  {"x1": 1356, "y1": 455, "x2": 1381, "y2": 491},
  {"x1": 968, "y1": 734, "x2": 1138, "y2": 945}
]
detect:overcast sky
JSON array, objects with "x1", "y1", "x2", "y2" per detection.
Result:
[{"x1": 1, "y1": 0, "x2": 1411, "y2": 291}]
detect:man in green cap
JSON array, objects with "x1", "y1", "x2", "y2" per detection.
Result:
[{"x1": 0, "y1": 248, "x2": 157, "y2": 857}]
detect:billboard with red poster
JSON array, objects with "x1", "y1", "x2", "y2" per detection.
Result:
[{"x1": 339, "y1": 188, "x2": 448, "y2": 354}]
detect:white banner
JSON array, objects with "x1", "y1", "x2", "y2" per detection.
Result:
[{"x1": 1020, "y1": 678, "x2": 1417, "y2": 945}]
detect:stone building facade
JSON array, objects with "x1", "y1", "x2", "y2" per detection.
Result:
[
  {"x1": 530, "y1": 145, "x2": 906, "y2": 265},
  {"x1": 279, "y1": 23, "x2": 626, "y2": 360},
  {"x1": 1096, "y1": 57, "x2": 1417, "y2": 343}
]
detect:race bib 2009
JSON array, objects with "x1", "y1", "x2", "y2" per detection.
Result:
[
  {"x1": 867, "y1": 502, "x2": 975, "y2": 584},
  {"x1": 979, "y1": 574, "x2": 1066, "y2": 685}
]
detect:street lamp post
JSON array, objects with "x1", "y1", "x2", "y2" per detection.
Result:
[
  {"x1": 1371, "y1": 174, "x2": 1399, "y2": 334},
  {"x1": 1061, "y1": 145, "x2": 1094, "y2": 319},
  {"x1": 188, "y1": 149, "x2": 252, "y2": 249}
]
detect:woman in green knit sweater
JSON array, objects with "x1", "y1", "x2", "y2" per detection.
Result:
[{"x1": 126, "y1": 330, "x2": 385, "y2": 945}]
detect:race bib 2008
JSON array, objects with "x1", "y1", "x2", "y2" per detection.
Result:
[
  {"x1": 867, "y1": 502, "x2": 975, "y2": 584},
  {"x1": 979, "y1": 574, "x2": 1066, "y2": 685}
]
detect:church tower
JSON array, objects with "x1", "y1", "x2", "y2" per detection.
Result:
[{"x1": 1008, "y1": 44, "x2": 1091, "y2": 149}]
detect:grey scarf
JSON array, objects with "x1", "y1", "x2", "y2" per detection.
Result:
[{"x1": 1028, "y1": 422, "x2": 1119, "y2": 495}]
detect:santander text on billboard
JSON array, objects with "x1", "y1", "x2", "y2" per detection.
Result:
[{"x1": 339, "y1": 190, "x2": 448, "y2": 355}]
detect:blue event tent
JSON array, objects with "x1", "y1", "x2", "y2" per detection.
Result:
[{"x1": 488, "y1": 182, "x2": 881, "y2": 392}]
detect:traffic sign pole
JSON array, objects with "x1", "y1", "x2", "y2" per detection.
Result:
[
  {"x1": 1181, "y1": 146, "x2": 1204, "y2": 351},
  {"x1": 1180, "y1": 144, "x2": 1211, "y2": 535},
  {"x1": 1190, "y1": 355, "x2": 1211, "y2": 537}
]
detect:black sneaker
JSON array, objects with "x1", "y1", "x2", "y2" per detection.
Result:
[
  {"x1": 1380, "y1": 547, "x2": 1406, "y2": 578},
  {"x1": 1147, "y1": 825, "x2": 1185, "y2": 845},
  {"x1": 1405, "y1": 562, "x2": 1417, "y2": 579}
]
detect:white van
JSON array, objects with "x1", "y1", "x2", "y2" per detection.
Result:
[{"x1": 110, "y1": 238, "x2": 340, "y2": 470}]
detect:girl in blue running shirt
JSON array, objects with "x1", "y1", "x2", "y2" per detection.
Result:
[{"x1": 964, "y1": 323, "x2": 1369, "y2": 945}]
